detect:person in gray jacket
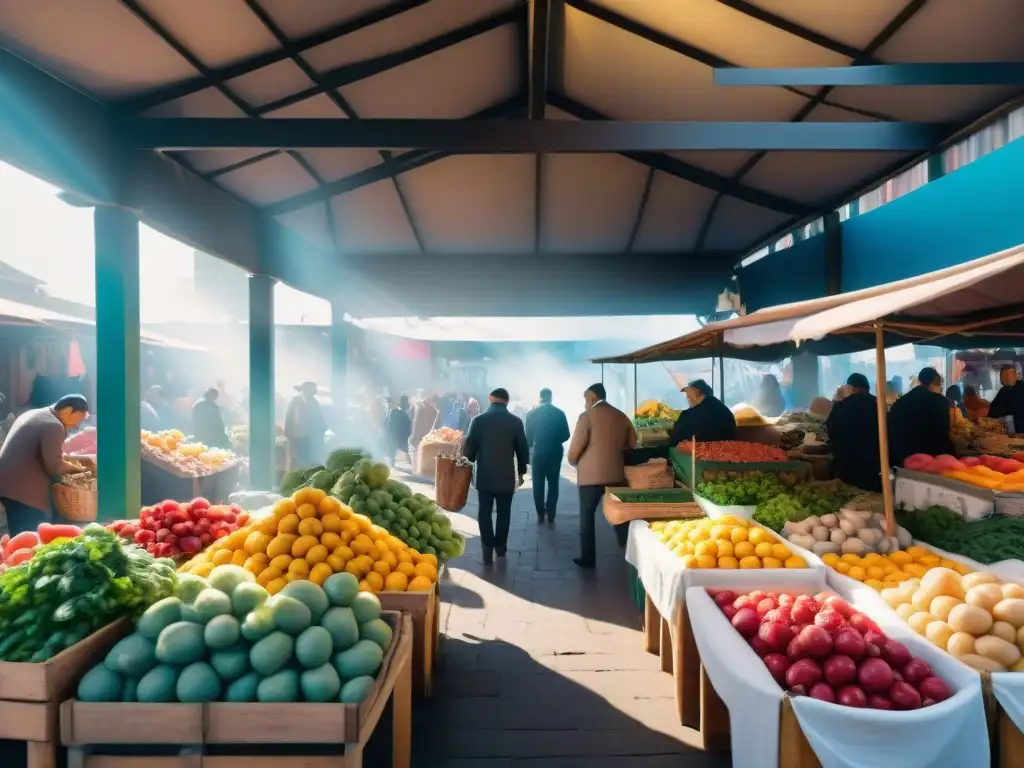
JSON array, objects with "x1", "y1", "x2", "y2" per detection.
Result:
[
  {"x1": 463, "y1": 388, "x2": 530, "y2": 564},
  {"x1": 0, "y1": 394, "x2": 90, "y2": 534}
]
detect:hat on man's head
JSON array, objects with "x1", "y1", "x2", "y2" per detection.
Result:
[
  {"x1": 295, "y1": 381, "x2": 318, "y2": 394},
  {"x1": 586, "y1": 383, "x2": 606, "y2": 401},
  {"x1": 685, "y1": 379, "x2": 714, "y2": 397},
  {"x1": 489, "y1": 388, "x2": 510, "y2": 402}
]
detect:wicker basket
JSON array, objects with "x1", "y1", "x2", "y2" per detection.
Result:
[
  {"x1": 52, "y1": 482, "x2": 98, "y2": 522},
  {"x1": 625, "y1": 460, "x2": 674, "y2": 489},
  {"x1": 435, "y1": 455, "x2": 473, "y2": 512}
]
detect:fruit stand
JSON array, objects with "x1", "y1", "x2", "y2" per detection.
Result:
[{"x1": 60, "y1": 611, "x2": 412, "y2": 768}]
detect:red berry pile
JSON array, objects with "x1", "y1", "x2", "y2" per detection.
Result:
[
  {"x1": 108, "y1": 498, "x2": 249, "y2": 561},
  {"x1": 711, "y1": 588, "x2": 954, "y2": 710}
]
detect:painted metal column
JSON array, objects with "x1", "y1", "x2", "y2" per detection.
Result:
[
  {"x1": 94, "y1": 206, "x2": 141, "y2": 520},
  {"x1": 824, "y1": 210, "x2": 842, "y2": 296},
  {"x1": 330, "y1": 303, "x2": 349, "y2": 433},
  {"x1": 248, "y1": 274, "x2": 276, "y2": 490}
]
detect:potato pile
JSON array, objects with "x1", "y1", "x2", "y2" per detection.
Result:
[
  {"x1": 881, "y1": 567, "x2": 1024, "y2": 673},
  {"x1": 783, "y1": 506, "x2": 913, "y2": 557}
]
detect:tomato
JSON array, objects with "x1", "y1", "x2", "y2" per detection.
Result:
[
  {"x1": 199, "y1": 532, "x2": 212, "y2": 545},
  {"x1": 192, "y1": 497, "x2": 210, "y2": 511},
  {"x1": 194, "y1": 518, "x2": 211, "y2": 534},
  {"x1": 160, "y1": 500, "x2": 179, "y2": 514},
  {"x1": 236, "y1": 512, "x2": 249, "y2": 526},
  {"x1": 135, "y1": 529, "x2": 156, "y2": 544},
  {"x1": 213, "y1": 528, "x2": 230, "y2": 539}
]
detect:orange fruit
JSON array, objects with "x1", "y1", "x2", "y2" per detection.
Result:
[
  {"x1": 272, "y1": 498, "x2": 296, "y2": 517},
  {"x1": 288, "y1": 559, "x2": 310, "y2": 579},
  {"x1": 230, "y1": 550, "x2": 248, "y2": 567},
  {"x1": 351, "y1": 534, "x2": 373, "y2": 556},
  {"x1": 298, "y1": 518, "x2": 323, "y2": 537},
  {"x1": 305, "y1": 544, "x2": 329, "y2": 565},
  {"x1": 397, "y1": 562, "x2": 416, "y2": 578},
  {"x1": 296, "y1": 503, "x2": 318, "y2": 520},
  {"x1": 346, "y1": 560, "x2": 365, "y2": 578},
  {"x1": 320, "y1": 532, "x2": 342, "y2": 551},
  {"x1": 256, "y1": 567, "x2": 282, "y2": 586},
  {"x1": 269, "y1": 554, "x2": 293, "y2": 571},
  {"x1": 414, "y1": 562, "x2": 437, "y2": 581},
  {"x1": 335, "y1": 546, "x2": 355, "y2": 561},
  {"x1": 277, "y1": 514, "x2": 300, "y2": 535},
  {"x1": 320, "y1": 514, "x2": 343, "y2": 534},
  {"x1": 212, "y1": 549, "x2": 233, "y2": 566},
  {"x1": 739, "y1": 556, "x2": 761, "y2": 569},
  {"x1": 717, "y1": 556, "x2": 739, "y2": 569},
  {"x1": 373, "y1": 560, "x2": 391, "y2": 577},
  {"x1": 291, "y1": 535, "x2": 319, "y2": 558},
  {"x1": 407, "y1": 576, "x2": 433, "y2": 591},
  {"x1": 318, "y1": 496, "x2": 342, "y2": 517},
  {"x1": 304, "y1": 488, "x2": 326, "y2": 506},
  {"x1": 326, "y1": 553, "x2": 346, "y2": 572},
  {"x1": 384, "y1": 572, "x2": 408, "y2": 591},
  {"x1": 309, "y1": 562, "x2": 333, "y2": 585},
  {"x1": 358, "y1": 580, "x2": 373, "y2": 593},
  {"x1": 397, "y1": 550, "x2": 413, "y2": 565},
  {"x1": 266, "y1": 577, "x2": 288, "y2": 595},
  {"x1": 754, "y1": 542, "x2": 774, "y2": 559},
  {"x1": 785, "y1": 556, "x2": 808, "y2": 569},
  {"x1": 365, "y1": 572, "x2": 384, "y2": 592},
  {"x1": 417, "y1": 553, "x2": 439, "y2": 569}
]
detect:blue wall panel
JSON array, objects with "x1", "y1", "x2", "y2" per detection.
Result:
[
  {"x1": 842, "y1": 138, "x2": 1024, "y2": 291},
  {"x1": 739, "y1": 236, "x2": 828, "y2": 312}
]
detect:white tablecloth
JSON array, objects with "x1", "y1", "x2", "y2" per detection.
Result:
[
  {"x1": 895, "y1": 475, "x2": 993, "y2": 522},
  {"x1": 687, "y1": 585, "x2": 990, "y2": 768},
  {"x1": 626, "y1": 520, "x2": 826, "y2": 624},
  {"x1": 692, "y1": 494, "x2": 756, "y2": 520}
]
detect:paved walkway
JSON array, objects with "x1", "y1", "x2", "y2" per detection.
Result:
[{"x1": 391, "y1": 468, "x2": 731, "y2": 768}]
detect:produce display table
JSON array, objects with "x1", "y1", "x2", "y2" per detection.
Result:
[
  {"x1": 626, "y1": 520, "x2": 825, "y2": 732},
  {"x1": 895, "y1": 469, "x2": 996, "y2": 522},
  {"x1": 140, "y1": 458, "x2": 242, "y2": 506},
  {"x1": 670, "y1": 448, "x2": 812, "y2": 490},
  {"x1": 686, "y1": 586, "x2": 989, "y2": 768},
  {"x1": 0, "y1": 619, "x2": 129, "y2": 768},
  {"x1": 60, "y1": 612, "x2": 413, "y2": 768},
  {"x1": 379, "y1": 583, "x2": 439, "y2": 698},
  {"x1": 603, "y1": 488, "x2": 700, "y2": 526}
]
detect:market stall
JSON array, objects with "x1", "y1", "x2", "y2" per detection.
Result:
[{"x1": 607, "y1": 242, "x2": 1024, "y2": 765}]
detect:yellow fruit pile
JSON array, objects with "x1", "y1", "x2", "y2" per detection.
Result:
[
  {"x1": 650, "y1": 516, "x2": 807, "y2": 570},
  {"x1": 821, "y1": 545, "x2": 972, "y2": 590},
  {"x1": 180, "y1": 487, "x2": 438, "y2": 594}
]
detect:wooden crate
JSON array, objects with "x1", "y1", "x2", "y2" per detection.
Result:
[
  {"x1": 378, "y1": 584, "x2": 439, "y2": 698},
  {"x1": 0, "y1": 618, "x2": 131, "y2": 768},
  {"x1": 642, "y1": 595, "x2": 820, "y2": 762},
  {"x1": 61, "y1": 612, "x2": 413, "y2": 768}
]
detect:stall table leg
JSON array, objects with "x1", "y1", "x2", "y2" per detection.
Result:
[{"x1": 643, "y1": 595, "x2": 660, "y2": 655}]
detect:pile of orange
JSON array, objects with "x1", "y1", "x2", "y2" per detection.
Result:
[{"x1": 180, "y1": 487, "x2": 438, "y2": 594}]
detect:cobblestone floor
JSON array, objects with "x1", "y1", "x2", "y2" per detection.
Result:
[{"x1": 389, "y1": 466, "x2": 731, "y2": 768}]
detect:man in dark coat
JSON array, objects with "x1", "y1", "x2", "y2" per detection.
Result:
[
  {"x1": 463, "y1": 388, "x2": 530, "y2": 564},
  {"x1": 826, "y1": 373, "x2": 882, "y2": 491},
  {"x1": 987, "y1": 365, "x2": 1024, "y2": 434},
  {"x1": 888, "y1": 366, "x2": 954, "y2": 467},
  {"x1": 192, "y1": 388, "x2": 230, "y2": 449},
  {"x1": 525, "y1": 388, "x2": 570, "y2": 523},
  {"x1": 668, "y1": 379, "x2": 737, "y2": 446}
]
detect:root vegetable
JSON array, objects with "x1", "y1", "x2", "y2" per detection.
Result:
[
  {"x1": 925, "y1": 621, "x2": 954, "y2": 649},
  {"x1": 965, "y1": 584, "x2": 1003, "y2": 612},
  {"x1": 841, "y1": 539, "x2": 867, "y2": 555},
  {"x1": 811, "y1": 526, "x2": 829, "y2": 542},
  {"x1": 858, "y1": 658, "x2": 894, "y2": 693},
  {"x1": 901, "y1": 658, "x2": 933, "y2": 685},
  {"x1": 975, "y1": 635, "x2": 1022, "y2": 668},
  {"x1": 961, "y1": 572, "x2": 1000, "y2": 591},
  {"x1": 890, "y1": 681, "x2": 922, "y2": 710},
  {"x1": 990, "y1": 621, "x2": 1017, "y2": 644},
  {"x1": 920, "y1": 568, "x2": 965, "y2": 601},
  {"x1": 785, "y1": 659, "x2": 823, "y2": 688},
  {"x1": 788, "y1": 534, "x2": 815, "y2": 551},
  {"x1": 833, "y1": 628, "x2": 866, "y2": 659},
  {"x1": 820, "y1": 514, "x2": 838, "y2": 528},
  {"x1": 868, "y1": 694, "x2": 894, "y2": 710},
  {"x1": 882, "y1": 640, "x2": 912, "y2": 667},
  {"x1": 895, "y1": 526, "x2": 913, "y2": 549},
  {"x1": 829, "y1": 529, "x2": 847, "y2": 545},
  {"x1": 809, "y1": 683, "x2": 836, "y2": 703},
  {"x1": 959, "y1": 654, "x2": 1007, "y2": 673},
  {"x1": 837, "y1": 685, "x2": 868, "y2": 708},
  {"x1": 908, "y1": 612, "x2": 936, "y2": 635},
  {"x1": 947, "y1": 632, "x2": 976, "y2": 657},
  {"x1": 948, "y1": 604, "x2": 993, "y2": 635},
  {"x1": 839, "y1": 519, "x2": 858, "y2": 536},
  {"x1": 823, "y1": 655, "x2": 858, "y2": 686},
  {"x1": 918, "y1": 676, "x2": 953, "y2": 702},
  {"x1": 857, "y1": 528, "x2": 882, "y2": 545},
  {"x1": 929, "y1": 596, "x2": 962, "y2": 621},
  {"x1": 811, "y1": 541, "x2": 841, "y2": 556},
  {"x1": 1002, "y1": 583, "x2": 1024, "y2": 600},
  {"x1": 993, "y1": 599, "x2": 1024, "y2": 628}
]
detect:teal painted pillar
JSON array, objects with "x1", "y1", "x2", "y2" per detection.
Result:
[
  {"x1": 927, "y1": 152, "x2": 945, "y2": 182},
  {"x1": 824, "y1": 210, "x2": 842, "y2": 295},
  {"x1": 330, "y1": 303, "x2": 349, "y2": 433},
  {"x1": 248, "y1": 274, "x2": 276, "y2": 490},
  {"x1": 94, "y1": 207, "x2": 141, "y2": 520},
  {"x1": 792, "y1": 352, "x2": 821, "y2": 408}
]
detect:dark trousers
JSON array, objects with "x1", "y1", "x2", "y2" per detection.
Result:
[
  {"x1": 531, "y1": 452, "x2": 562, "y2": 518},
  {"x1": 477, "y1": 490, "x2": 513, "y2": 551},
  {"x1": 2, "y1": 498, "x2": 50, "y2": 535},
  {"x1": 578, "y1": 484, "x2": 629, "y2": 565}
]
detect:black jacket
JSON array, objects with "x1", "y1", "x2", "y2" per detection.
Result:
[
  {"x1": 988, "y1": 382, "x2": 1024, "y2": 433},
  {"x1": 669, "y1": 395, "x2": 737, "y2": 445},
  {"x1": 385, "y1": 407, "x2": 412, "y2": 446},
  {"x1": 826, "y1": 391, "x2": 881, "y2": 492},
  {"x1": 463, "y1": 403, "x2": 530, "y2": 494},
  {"x1": 888, "y1": 386, "x2": 954, "y2": 467},
  {"x1": 525, "y1": 402, "x2": 570, "y2": 460}
]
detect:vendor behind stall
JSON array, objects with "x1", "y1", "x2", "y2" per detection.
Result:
[
  {"x1": 825, "y1": 374, "x2": 881, "y2": 492},
  {"x1": 669, "y1": 379, "x2": 736, "y2": 445},
  {"x1": 888, "y1": 367, "x2": 954, "y2": 467},
  {"x1": 987, "y1": 365, "x2": 1024, "y2": 434},
  {"x1": 0, "y1": 394, "x2": 89, "y2": 534}
]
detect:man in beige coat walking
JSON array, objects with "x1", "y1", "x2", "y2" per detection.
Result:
[{"x1": 567, "y1": 383, "x2": 636, "y2": 569}]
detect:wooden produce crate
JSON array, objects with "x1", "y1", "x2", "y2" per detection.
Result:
[
  {"x1": 0, "y1": 618, "x2": 130, "y2": 768},
  {"x1": 642, "y1": 594, "x2": 821, "y2": 763},
  {"x1": 378, "y1": 583, "x2": 439, "y2": 698},
  {"x1": 60, "y1": 612, "x2": 413, "y2": 768},
  {"x1": 140, "y1": 457, "x2": 242, "y2": 506},
  {"x1": 604, "y1": 488, "x2": 702, "y2": 526}
]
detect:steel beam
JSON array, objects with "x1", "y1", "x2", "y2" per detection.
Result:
[
  {"x1": 248, "y1": 274, "x2": 276, "y2": 491},
  {"x1": 715, "y1": 63, "x2": 1024, "y2": 87},
  {"x1": 333, "y1": 252, "x2": 737, "y2": 317},
  {"x1": 0, "y1": 47, "x2": 340, "y2": 298},
  {"x1": 263, "y1": 95, "x2": 526, "y2": 216},
  {"x1": 122, "y1": 118, "x2": 949, "y2": 151},
  {"x1": 254, "y1": 5, "x2": 525, "y2": 116},
  {"x1": 118, "y1": 0, "x2": 432, "y2": 111}
]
